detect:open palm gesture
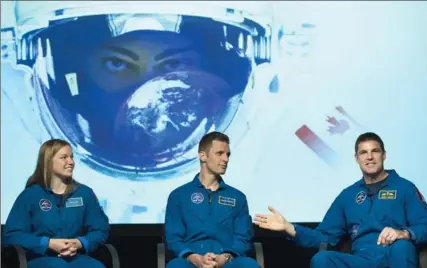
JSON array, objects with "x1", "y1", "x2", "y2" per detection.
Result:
[{"x1": 254, "y1": 206, "x2": 289, "y2": 232}]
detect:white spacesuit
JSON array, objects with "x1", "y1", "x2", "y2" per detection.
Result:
[{"x1": 1, "y1": 1, "x2": 302, "y2": 223}]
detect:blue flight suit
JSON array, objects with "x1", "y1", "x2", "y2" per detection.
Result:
[
  {"x1": 292, "y1": 170, "x2": 427, "y2": 268},
  {"x1": 3, "y1": 182, "x2": 110, "y2": 268},
  {"x1": 165, "y1": 174, "x2": 259, "y2": 268}
]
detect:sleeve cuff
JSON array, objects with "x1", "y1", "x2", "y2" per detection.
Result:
[
  {"x1": 221, "y1": 248, "x2": 239, "y2": 257},
  {"x1": 76, "y1": 236, "x2": 90, "y2": 252},
  {"x1": 292, "y1": 224, "x2": 302, "y2": 242},
  {"x1": 178, "y1": 249, "x2": 193, "y2": 258},
  {"x1": 403, "y1": 228, "x2": 416, "y2": 241},
  {"x1": 40, "y1": 236, "x2": 50, "y2": 251}
]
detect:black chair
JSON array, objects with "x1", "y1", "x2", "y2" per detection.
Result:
[
  {"x1": 157, "y1": 242, "x2": 264, "y2": 268},
  {"x1": 319, "y1": 235, "x2": 427, "y2": 268},
  {"x1": 1, "y1": 244, "x2": 120, "y2": 268}
]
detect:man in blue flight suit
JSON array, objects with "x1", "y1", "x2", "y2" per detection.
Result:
[
  {"x1": 254, "y1": 132, "x2": 427, "y2": 267},
  {"x1": 3, "y1": 139, "x2": 110, "y2": 268},
  {"x1": 165, "y1": 131, "x2": 260, "y2": 268}
]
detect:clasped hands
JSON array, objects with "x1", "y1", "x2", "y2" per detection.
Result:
[
  {"x1": 253, "y1": 206, "x2": 410, "y2": 246},
  {"x1": 187, "y1": 252, "x2": 231, "y2": 268},
  {"x1": 48, "y1": 238, "x2": 83, "y2": 257}
]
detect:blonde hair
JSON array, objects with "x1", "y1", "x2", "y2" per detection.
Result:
[{"x1": 26, "y1": 139, "x2": 73, "y2": 193}]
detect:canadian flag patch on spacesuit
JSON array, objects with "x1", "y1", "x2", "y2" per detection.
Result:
[
  {"x1": 416, "y1": 188, "x2": 426, "y2": 202},
  {"x1": 416, "y1": 188, "x2": 427, "y2": 209}
]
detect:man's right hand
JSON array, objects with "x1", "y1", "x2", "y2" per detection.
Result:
[
  {"x1": 187, "y1": 252, "x2": 218, "y2": 268},
  {"x1": 254, "y1": 206, "x2": 296, "y2": 237},
  {"x1": 48, "y1": 239, "x2": 71, "y2": 254}
]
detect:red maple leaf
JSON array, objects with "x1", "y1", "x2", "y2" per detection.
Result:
[{"x1": 326, "y1": 116, "x2": 349, "y2": 135}]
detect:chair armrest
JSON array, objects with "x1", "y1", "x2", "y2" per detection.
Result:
[
  {"x1": 253, "y1": 242, "x2": 264, "y2": 268},
  {"x1": 157, "y1": 243, "x2": 166, "y2": 268},
  {"x1": 319, "y1": 242, "x2": 329, "y2": 252},
  {"x1": 90, "y1": 244, "x2": 120, "y2": 268},
  {"x1": 419, "y1": 245, "x2": 427, "y2": 268},
  {"x1": 1, "y1": 244, "x2": 28, "y2": 268},
  {"x1": 319, "y1": 236, "x2": 352, "y2": 254}
]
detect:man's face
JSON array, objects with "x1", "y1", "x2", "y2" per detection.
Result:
[
  {"x1": 199, "y1": 140, "x2": 230, "y2": 175},
  {"x1": 355, "y1": 140, "x2": 386, "y2": 177}
]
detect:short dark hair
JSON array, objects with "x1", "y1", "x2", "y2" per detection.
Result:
[
  {"x1": 355, "y1": 132, "x2": 385, "y2": 153},
  {"x1": 198, "y1": 131, "x2": 230, "y2": 153}
]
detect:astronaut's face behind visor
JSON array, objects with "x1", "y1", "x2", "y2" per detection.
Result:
[{"x1": 35, "y1": 14, "x2": 252, "y2": 173}]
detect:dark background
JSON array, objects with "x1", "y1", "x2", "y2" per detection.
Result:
[
  {"x1": 1, "y1": 223, "x2": 321, "y2": 267},
  {"x1": 107, "y1": 223, "x2": 319, "y2": 267}
]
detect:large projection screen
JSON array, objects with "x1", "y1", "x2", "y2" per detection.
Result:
[{"x1": 2, "y1": 1, "x2": 427, "y2": 224}]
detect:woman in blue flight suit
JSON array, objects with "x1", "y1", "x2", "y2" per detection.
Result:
[{"x1": 2, "y1": 139, "x2": 110, "y2": 268}]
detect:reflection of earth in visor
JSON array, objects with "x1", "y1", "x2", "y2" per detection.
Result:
[
  {"x1": 32, "y1": 14, "x2": 260, "y2": 172},
  {"x1": 113, "y1": 70, "x2": 237, "y2": 164}
]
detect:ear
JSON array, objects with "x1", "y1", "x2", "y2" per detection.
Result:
[
  {"x1": 198, "y1": 151, "x2": 207, "y2": 163},
  {"x1": 354, "y1": 153, "x2": 360, "y2": 164},
  {"x1": 383, "y1": 151, "x2": 387, "y2": 161}
]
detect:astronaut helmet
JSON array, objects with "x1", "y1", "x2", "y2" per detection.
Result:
[{"x1": 11, "y1": 1, "x2": 280, "y2": 180}]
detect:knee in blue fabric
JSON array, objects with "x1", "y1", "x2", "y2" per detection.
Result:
[
  {"x1": 68, "y1": 255, "x2": 106, "y2": 268},
  {"x1": 28, "y1": 257, "x2": 69, "y2": 268},
  {"x1": 166, "y1": 258, "x2": 195, "y2": 268},
  {"x1": 225, "y1": 257, "x2": 260, "y2": 268},
  {"x1": 389, "y1": 240, "x2": 416, "y2": 255},
  {"x1": 388, "y1": 240, "x2": 418, "y2": 267},
  {"x1": 310, "y1": 251, "x2": 335, "y2": 268}
]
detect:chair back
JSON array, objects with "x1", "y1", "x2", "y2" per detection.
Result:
[{"x1": 336, "y1": 235, "x2": 352, "y2": 254}]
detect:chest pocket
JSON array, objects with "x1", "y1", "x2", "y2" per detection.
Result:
[
  {"x1": 344, "y1": 192, "x2": 371, "y2": 227},
  {"x1": 213, "y1": 195, "x2": 238, "y2": 230},
  {"x1": 32, "y1": 198, "x2": 57, "y2": 234},
  {"x1": 63, "y1": 197, "x2": 86, "y2": 228},
  {"x1": 182, "y1": 193, "x2": 211, "y2": 231},
  {"x1": 375, "y1": 190, "x2": 405, "y2": 226}
]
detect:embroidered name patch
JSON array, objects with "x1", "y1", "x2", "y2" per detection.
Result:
[
  {"x1": 218, "y1": 196, "x2": 236, "y2": 207},
  {"x1": 66, "y1": 197, "x2": 84, "y2": 208},
  {"x1": 379, "y1": 190, "x2": 396, "y2": 200}
]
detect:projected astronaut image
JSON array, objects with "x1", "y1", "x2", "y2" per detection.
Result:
[{"x1": 37, "y1": 15, "x2": 254, "y2": 170}]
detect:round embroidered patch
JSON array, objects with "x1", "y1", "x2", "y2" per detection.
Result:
[
  {"x1": 191, "y1": 193, "x2": 204, "y2": 204},
  {"x1": 39, "y1": 199, "x2": 52, "y2": 212},
  {"x1": 355, "y1": 191, "x2": 367, "y2": 204}
]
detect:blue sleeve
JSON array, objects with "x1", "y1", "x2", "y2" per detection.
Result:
[
  {"x1": 402, "y1": 184, "x2": 427, "y2": 244},
  {"x1": 293, "y1": 193, "x2": 346, "y2": 249},
  {"x1": 2, "y1": 191, "x2": 50, "y2": 255},
  {"x1": 76, "y1": 189, "x2": 110, "y2": 253},
  {"x1": 165, "y1": 191, "x2": 192, "y2": 258},
  {"x1": 221, "y1": 194, "x2": 253, "y2": 257}
]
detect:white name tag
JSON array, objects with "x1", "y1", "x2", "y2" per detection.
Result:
[
  {"x1": 66, "y1": 197, "x2": 84, "y2": 208},
  {"x1": 218, "y1": 196, "x2": 236, "y2": 207}
]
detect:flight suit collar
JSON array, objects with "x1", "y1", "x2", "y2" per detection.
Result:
[
  {"x1": 46, "y1": 181, "x2": 79, "y2": 195},
  {"x1": 192, "y1": 173, "x2": 227, "y2": 190},
  {"x1": 357, "y1": 169, "x2": 398, "y2": 188}
]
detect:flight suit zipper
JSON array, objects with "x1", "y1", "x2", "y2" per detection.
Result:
[
  {"x1": 207, "y1": 189, "x2": 212, "y2": 215},
  {"x1": 368, "y1": 184, "x2": 388, "y2": 215}
]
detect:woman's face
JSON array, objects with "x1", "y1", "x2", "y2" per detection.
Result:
[
  {"x1": 86, "y1": 31, "x2": 202, "y2": 92},
  {"x1": 51, "y1": 145, "x2": 75, "y2": 179}
]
